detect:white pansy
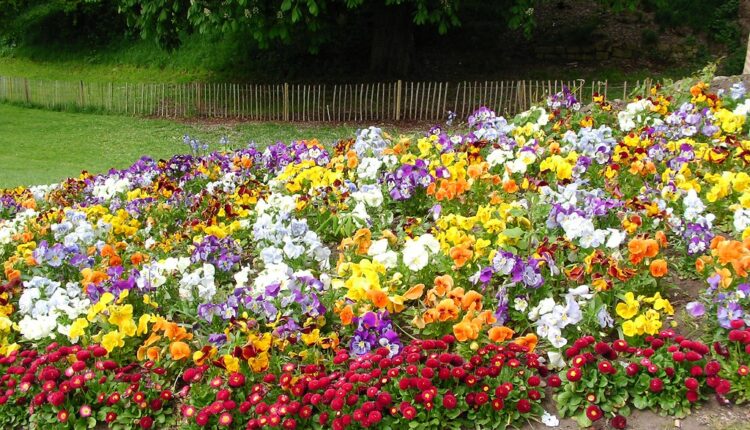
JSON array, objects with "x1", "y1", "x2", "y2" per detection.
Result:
[
  {"x1": 513, "y1": 297, "x2": 528, "y2": 312},
  {"x1": 178, "y1": 263, "x2": 217, "y2": 301},
  {"x1": 368, "y1": 239, "x2": 389, "y2": 256},
  {"x1": 402, "y1": 240, "x2": 429, "y2": 271},
  {"x1": 234, "y1": 266, "x2": 251, "y2": 288},
  {"x1": 418, "y1": 234, "x2": 440, "y2": 254},
  {"x1": 734, "y1": 208, "x2": 750, "y2": 232},
  {"x1": 605, "y1": 228, "x2": 627, "y2": 248},
  {"x1": 547, "y1": 351, "x2": 566, "y2": 369},
  {"x1": 17, "y1": 277, "x2": 89, "y2": 341},
  {"x1": 357, "y1": 157, "x2": 383, "y2": 182},
  {"x1": 92, "y1": 177, "x2": 132, "y2": 200},
  {"x1": 541, "y1": 411, "x2": 560, "y2": 427}
]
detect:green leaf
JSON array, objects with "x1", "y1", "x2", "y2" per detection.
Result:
[
  {"x1": 574, "y1": 413, "x2": 593, "y2": 428},
  {"x1": 307, "y1": 0, "x2": 318, "y2": 15},
  {"x1": 503, "y1": 227, "x2": 524, "y2": 238},
  {"x1": 633, "y1": 395, "x2": 648, "y2": 410}
]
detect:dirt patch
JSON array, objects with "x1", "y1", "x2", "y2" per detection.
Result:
[{"x1": 525, "y1": 397, "x2": 750, "y2": 430}]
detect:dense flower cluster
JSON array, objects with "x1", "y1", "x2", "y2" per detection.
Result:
[{"x1": 3, "y1": 77, "x2": 750, "y2": 428}]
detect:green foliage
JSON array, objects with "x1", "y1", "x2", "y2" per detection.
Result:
[
  {"x1": 0, "y1": 0, "x2": 124, "y2": 44},
  {"x1": 118, "y1": 0, "x2": 463, "y2": 53}
]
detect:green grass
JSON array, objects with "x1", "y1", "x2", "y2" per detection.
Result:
[
  {"x1": 0, "y1": 35, "x2": 243, "y2": 83},
  {"x1": 0, "y1": 56, "x2": 210, "y2": 83},
  {"x1": 0, "y1": 104, "x2": 360, "y2": 188}
]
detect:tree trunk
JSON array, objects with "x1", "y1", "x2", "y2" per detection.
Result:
[
  {"x1": 369, "y1": 3, "x2": 415, "y2": 78},
  {"x1": 741, "y1": 0, "x2": 750, "y2": 73}
]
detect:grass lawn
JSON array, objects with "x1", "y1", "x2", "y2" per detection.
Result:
[
  {"x1": 0, "y1": 56, "x2": 209, "y2": 83},
  {"x1": 0, "y1": 104, "x2": 361, "y2": 188}
]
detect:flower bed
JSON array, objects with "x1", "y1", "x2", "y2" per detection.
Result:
[{"x1": 2, "y1": 77, "x2": 750, "y2": 429}]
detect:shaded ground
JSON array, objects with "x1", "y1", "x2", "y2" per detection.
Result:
[{"x1": 524, "y1": 396, "x2": 750, "y2": 430}]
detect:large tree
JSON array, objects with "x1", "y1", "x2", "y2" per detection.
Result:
[{"x1": 116, "y1": 0, "x2": 517, "y2": 77}]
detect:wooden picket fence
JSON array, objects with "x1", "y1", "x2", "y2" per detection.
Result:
[{"x1": 0, "y1": 77, "x2": 656, "y2": 122}]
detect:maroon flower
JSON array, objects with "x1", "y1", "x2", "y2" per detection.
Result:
[
  {"x1": 528, "y1": 389, "x2": 541, "y2": 401},
  {"x1": 566, "y1": 368, "x2": 582, "y2": 382},
  {"x1": 491, "y1": 398, "x2": 504, "y2": 411},
  {"x1": 611, "y1": 414, "x2": 627, "y2": 429},
  {"x1": 57, "y1": 410, "x2": 69, "y2": 423},
  {"x1": 686, "y1": 390, "x2": 699, "y2": 403},
  {"x1": 705, "y1": 360, "x2": 721, "y2": 376},
  {"x1": 228, "y1": 373, "x2": 245, "y2": 388},
  {"x1": 516, "y1": 399, "x2": 531, "y2": 414},
  {"x1": 547, "y1": 375, "x2": 561, "y2": 388},
  {"x1": 139, "y1": 416, "x2": 154, "y2": 429},
  {"x1": 613, "y1": 339, "x2": 628, "y2": 352},
  {"x1": 585, "y1": 405, "x2": 602, "y2": 421},
  {"x1": 684, "y1": 377, "x2": 699, "y2": 391},
  {"x1": 715, "y1": 379, "x2": 731, "y2": 395},
  {"x1": 598, "y1": 360, "x2": 615, "y2": 374},
  {"x1": 625, "y1": 363, "x2": 640, "y2": 377},
  {"x1": 442, "y1": 393, "x2": 457, "y2": 410},
  {"x1": 649, "y1": 378, "x2": 663, "y2": 393},
  {"x1": 399, "y1": 403, "x2": 416, "y2": 420}
]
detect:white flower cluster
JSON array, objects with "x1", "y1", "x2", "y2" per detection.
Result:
[
  {"x1": 401, "y1": 234, "x2": 441, "y2": 271},
  {"x1": 473, "y1": 116, "x2": 515, "y2": 142},
  {"x1": 356, "y1": 157, "x2": 384, "y2": 183},
  {"x1": 347, "y1": 185, "x2": 385, "y2": 226},
  {"x1": 367, "y1": 239, "x2": 399, "y2": 269},
  {"x1": 29, "y1": 183, "x2": 59, "y2": 201},
  {"x1": 17, "y1": 276, "x2": 90, "y2": 341},
  {"x1": 561, "y1": 125, "x2": 617, "y2": 164},
  {"x1": 51, "y1": 210, "x2": 109, "y2": 248},
  {"x1": 178, "y1": 263, "x2": 217, "y2": 301},
  {"x1": 541, "y1": 184, "x2": 626, "y2": 249},
  {"x1": 0, "y1": 209, "x2": 37, "y2": 247},
  {"x1": 734, "y1": 208, "x2": 750, "y2": 233},
  {"x1": 136, "y1": 257, "x2": 191, "y2": 290},
  {"x1": 527, "y1": 285, "x2": 591, "y2": 348},
  {"x1": 353, "y1": 127, "x2": 390, "y2": 157},
  {"x1": 516, "y1": 106, "x2": 549, "y2": 128},
  {"x1": 91, "y1": 176, "x2": 132, "y2": 200},
  {"x1": 253, "y1": 193, "x2": 331, "y2": 271},
  {"x1": 206, "y1": 172, "x2": 243, "y2": 194},
  {"x1": 734, "y1": 98, "x2": 750, "y2": 117},
  {"x1": 618, "y1": 99, "x2": 662, "y2": 132},
  {"x1": 682, "y1": 189, "x2": 715, "y2": 228}
]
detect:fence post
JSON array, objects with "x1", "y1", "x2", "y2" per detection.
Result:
[
  {"x1": 283, "y1": 83, "x2": 289, "y2": 121},
  {"x1": 79, "y1": 80, "x2": 85, "y2": 108},
  {"x1": 395, "y1": 80, "x2": 402, "y2": 121},
  {"x1": 24, "y1": 78, "x2": 30, "y2": 104}
]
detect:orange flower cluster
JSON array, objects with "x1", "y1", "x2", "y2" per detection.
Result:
[
  {"x1": 412, "y1": 275, "x2": 497, "y2": 342},
  {"x1": 627, "y1": 236, "x2": 660, "y2": 265},
  {"x1": 697, "y1": 236, "x2": 750, "y2": 287},
  {"x1": 138, "y1": 317, "x2": 194, "y2": 362}
]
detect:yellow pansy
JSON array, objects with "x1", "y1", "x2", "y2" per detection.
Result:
[
  {"x1": 108, "y1": 304, "x2": 136, "y2": 336},
  {"x1": 101, "y1": 330, "x2": 125, "y2": 352},
  {"x1": 616, "y1": 292, "x2": 640, "y2": 319},
  {"x1": 69, "y1": 318, "x2": 89, "y2": 340},
  {"x1": 137, "y1": 314, "x2": 152, "y2": 336},
  {"x1": 87, "y1": 293, "x2": 115, "y2": 321},
  {"x1": 223, "y1": 354, "x2": 240, "y2": 373}
]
